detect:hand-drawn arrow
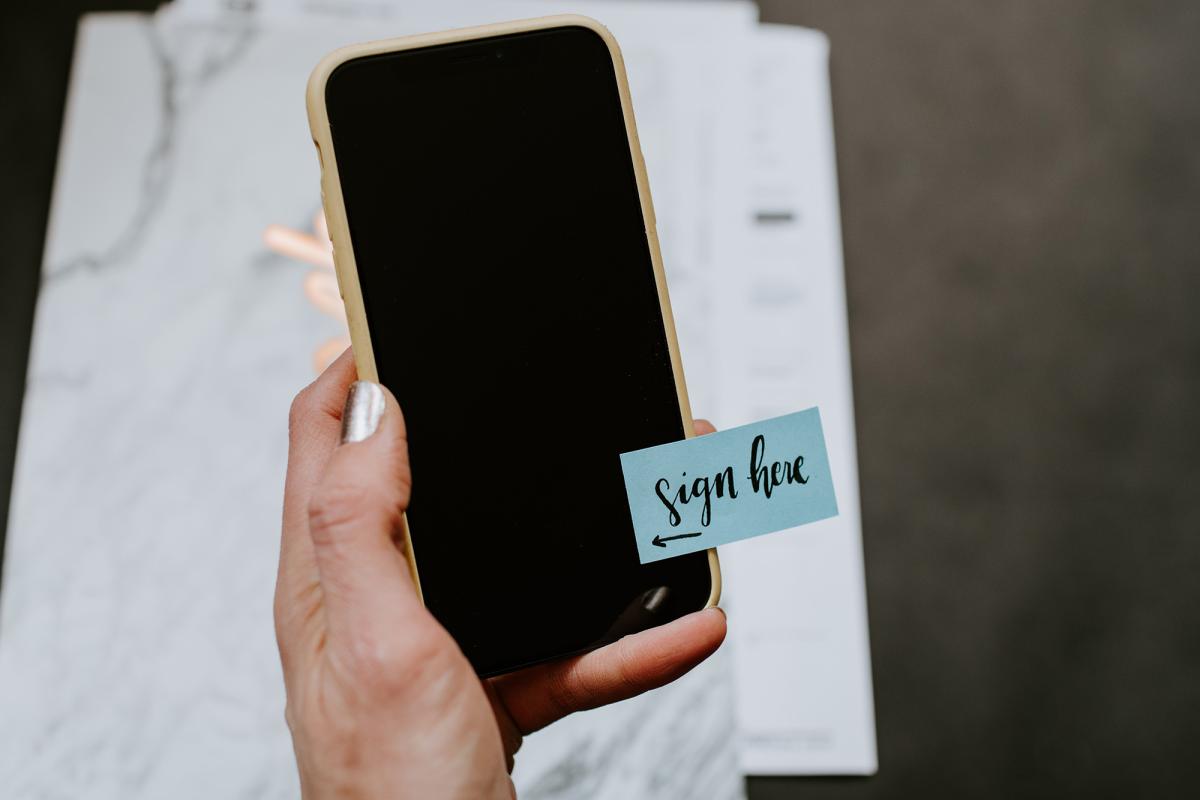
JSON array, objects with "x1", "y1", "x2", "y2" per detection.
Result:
[{"x1": 652, "y1": 531, "x2": 703, "y2": 548}]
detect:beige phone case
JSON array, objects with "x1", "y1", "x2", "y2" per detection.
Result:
[{"x1": 306, "y1": 14, "x2": 721, "y2": 611}]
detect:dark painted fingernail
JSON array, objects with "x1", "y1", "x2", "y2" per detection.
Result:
[{"x1": 341, "y1": 381, "x2": 385, "y2": 443}]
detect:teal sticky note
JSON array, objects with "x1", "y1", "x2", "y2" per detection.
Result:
[{"x1": 620, "y1": 408, "x2": 839, "y2": 564}]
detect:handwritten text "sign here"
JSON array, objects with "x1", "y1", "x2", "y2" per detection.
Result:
[{"x1": 619, "y1": 408, "x2": 839, "y2": 564}]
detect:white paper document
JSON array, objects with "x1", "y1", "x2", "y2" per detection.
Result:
[{"x1": 709, "y1": 24, "x2": 878, "y2": 775}]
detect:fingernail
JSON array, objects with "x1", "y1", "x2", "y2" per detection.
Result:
[{"x1": 341, "y1": 381, "x2": 385, "y2": 443}]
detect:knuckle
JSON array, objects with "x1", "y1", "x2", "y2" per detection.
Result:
[
  {"x1": 343, "y1": 627, "x2": 396, "y2": 679},
  {"x1": 308, "y1": 477, "x2": 407, "y2": 552},
  {"x1": 307, "y1": 482, "x2": 373, "y2": 544},
  {"x1": 343, "y1": 624, "x2": 450, "y2": 694},
  {"x1": 288, "y1": 385, "x2": 323, "y2": 437},
  {"x1": 611, "y1": 639, "x2": 643, "y2": 695},
  {"x1": 544, "y1": 660, "x2": 586, "y2": 720}
]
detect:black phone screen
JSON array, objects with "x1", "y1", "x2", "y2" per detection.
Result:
[{"x1": 324, "y1": 24, "x2": 713, "y2": 676}]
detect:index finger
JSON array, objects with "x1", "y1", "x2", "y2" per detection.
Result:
[
  {"x1": 490, "y1": 607, "x2": 727, "y2": 734},
  {"x1": 278, "y1": 349, "x2": 357, "y2": 608}
]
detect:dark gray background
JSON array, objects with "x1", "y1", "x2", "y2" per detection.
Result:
[{"x1": 2, "y1": 2, "x2": 1198, "y2": 797}]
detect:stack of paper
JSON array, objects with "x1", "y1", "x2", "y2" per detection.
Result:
[{"x1": 0, "y1": 1, "x2": 875, "y2": 796}]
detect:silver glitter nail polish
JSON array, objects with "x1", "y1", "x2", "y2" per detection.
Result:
[{"x1": 340, "y1": 381, "x2": 385, "y2": 443}]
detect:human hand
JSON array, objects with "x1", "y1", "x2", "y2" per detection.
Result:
[{"x1": 275, "y1": 350, "x2": 726, "y2": 799}]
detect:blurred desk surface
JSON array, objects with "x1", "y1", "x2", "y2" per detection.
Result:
[{"x1": 2, "y1": 1, "x2": 1198, "y2": 798}]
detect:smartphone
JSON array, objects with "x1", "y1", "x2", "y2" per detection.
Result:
[{"x1": 307, "y1": 15, "x2": 720, "y2": 676}]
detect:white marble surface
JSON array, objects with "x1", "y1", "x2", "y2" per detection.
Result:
[{"x1": 0, "y1": 7, "x2": 754, "y2": 798}]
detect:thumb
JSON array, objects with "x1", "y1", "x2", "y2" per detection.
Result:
[{"x1": 306, "y1": 380, "x2": 422, "y2": 638}]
